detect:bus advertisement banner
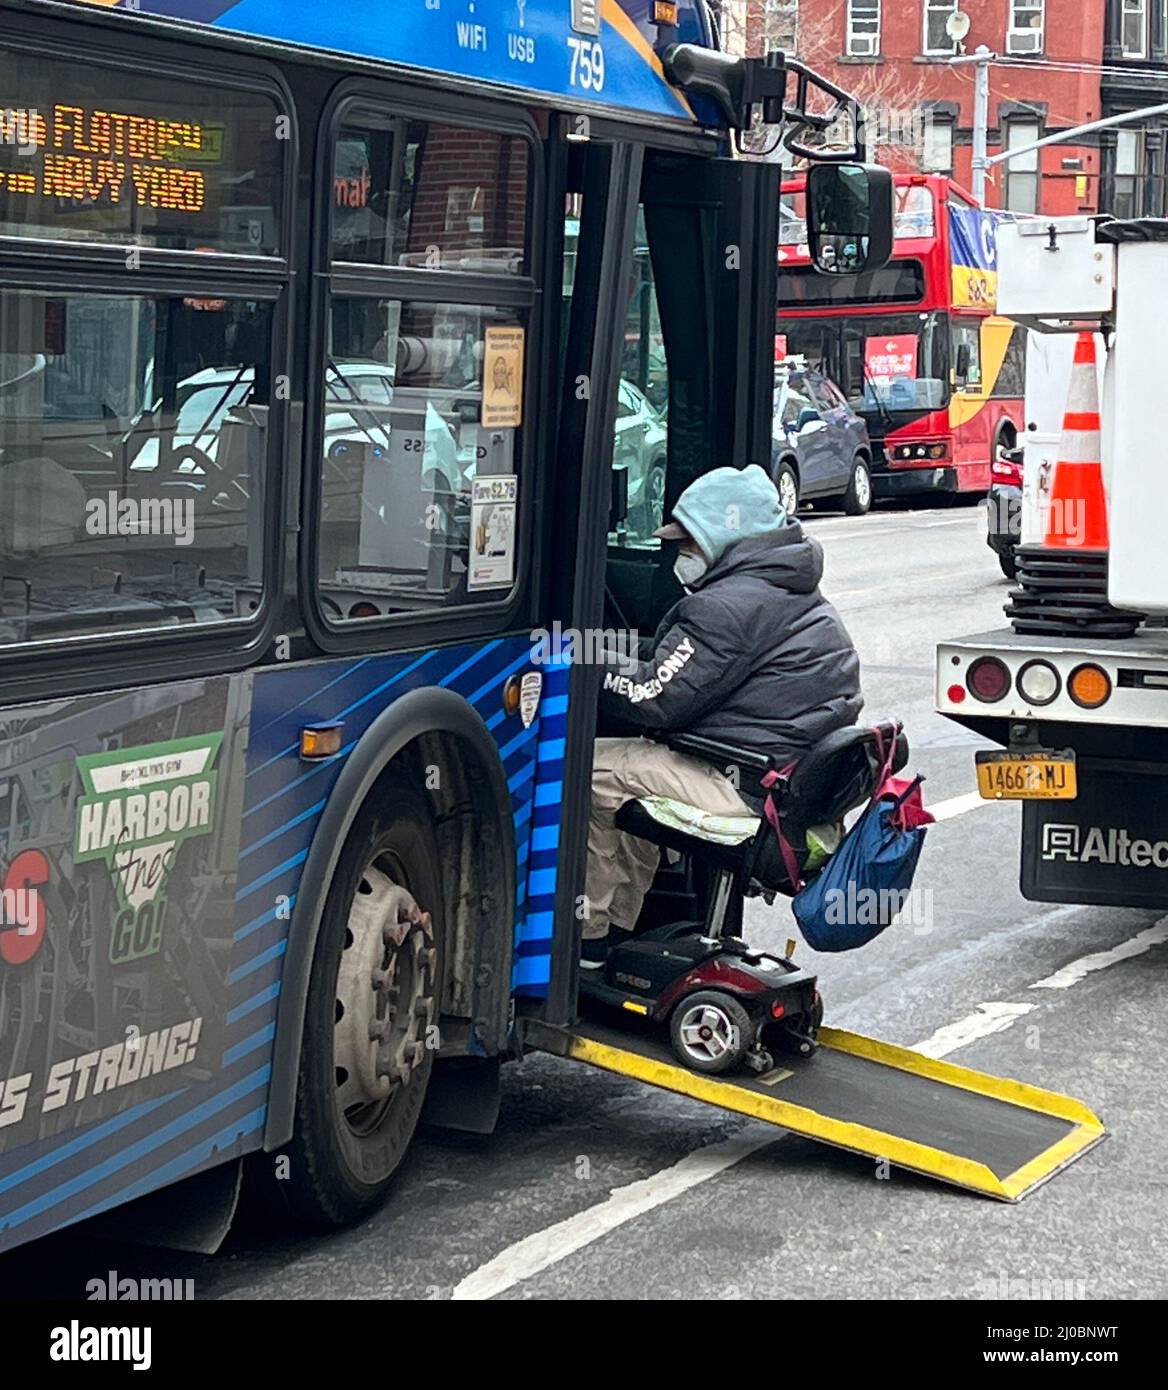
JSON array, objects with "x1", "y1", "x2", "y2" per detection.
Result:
[{"x1": 949, "y1": 206, "x2": 999, "y2": 311}]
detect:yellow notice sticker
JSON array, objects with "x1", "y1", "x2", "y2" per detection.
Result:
[{"x1": 482, "y1": 326, "x2": 524, "y2": 429}]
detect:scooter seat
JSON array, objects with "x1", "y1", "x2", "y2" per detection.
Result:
[
  {"x1": 616, "y1": 721, "x2": 910, "y2": 899},
  {"x1": 632, "y1": 796, "x2": 761, "y2": 846},
  {"x1": 615, "y1": 798, "x2": 757, "y2": 872}
]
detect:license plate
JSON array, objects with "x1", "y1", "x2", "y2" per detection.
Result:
[{"x1": 975, "y1": 750, "x2": 1077, "y2": 800}]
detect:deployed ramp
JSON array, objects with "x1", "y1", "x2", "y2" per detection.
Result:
[{"x1": 528, "y1": 1018, "x2": 1105, "y2": 1201}]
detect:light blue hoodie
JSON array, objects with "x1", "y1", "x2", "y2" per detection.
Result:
[{"x1": 668, "y1": 463, "x2": 787, "y2": 566}]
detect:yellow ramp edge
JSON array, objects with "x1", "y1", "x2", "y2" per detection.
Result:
[{"x1": 533, "y1": 1022, "x2": 1105, "y2": 1202}]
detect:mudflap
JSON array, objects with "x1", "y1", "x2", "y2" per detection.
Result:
[
  {"x1": 526, "y1": 1019, "x2": 1105, "y2": 1202},
  {"x1": 85, "y1": 1158, "x2": 243, "y2": 1254}
]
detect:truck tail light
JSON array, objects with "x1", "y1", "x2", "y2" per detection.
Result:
[
  {"x1": 1068, "y1": 664, "x2": 1112, "y2": 708},
  {"x1": 967, "y1": 656, "x2": 1011, "y2": 703}
]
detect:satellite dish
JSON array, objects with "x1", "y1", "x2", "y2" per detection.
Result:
[{"x1": 946, "y1": 10, "x2": 971, "y2": 41}]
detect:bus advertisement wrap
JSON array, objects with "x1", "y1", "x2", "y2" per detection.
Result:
[
  {"x1": 949, "y1": 206, "x2": 999, "y2": 310},
  {"x1": 0, "y1": 682, "x2": 241, "y2": 1158}
]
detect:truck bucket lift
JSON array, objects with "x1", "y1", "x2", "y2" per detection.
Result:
[{"x1": 527, "y1": 1019, "x2": 1105, "y2": 1201}]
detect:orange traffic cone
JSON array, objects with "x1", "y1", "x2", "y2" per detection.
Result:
[{"x1": 1044, "y1": 332, "x2": 1108, "y2": 550}]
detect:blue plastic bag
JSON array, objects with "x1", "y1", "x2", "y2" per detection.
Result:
[{"x1": 791, "y1": 791, "x2": 929, "y2": 953}]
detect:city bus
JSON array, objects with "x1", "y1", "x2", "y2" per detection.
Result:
[
  {"x1": 777, "y1": 173, "x2": 1026, "y2": 499},
  {"x1": 0, "y1": 0, "x2": 892, "y2": 1252}
]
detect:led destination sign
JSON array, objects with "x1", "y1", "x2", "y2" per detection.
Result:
[{"x1": 0, "y1": 102, "x2": 207, "y2": 214}]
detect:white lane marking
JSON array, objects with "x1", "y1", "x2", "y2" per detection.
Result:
[
  {"x1": 451, "y1": 914, "x2": 1164, "y2": 1299},
  {"x1": 1029, "y1": 918, "x2": 1168, "y2": 991},
  {"x1": 929, "y1": 790, "x2": 990, "y2": 822},
  {"x1": 449, "y1": 1130, "x2": 777, "y2": 1301},
  {"x1": 910, "y1": 1001, "x2": 1037, "y2": 1059}
]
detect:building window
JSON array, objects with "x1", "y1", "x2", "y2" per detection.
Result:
[
  {"x1": 847, "y1": 0, "x2": 881, "y2": 55},
  {"x1": 922, "y1": 115, "x2": 954, "y2": 172},
  {"x1": 923, "y1": 0, "x2": 959, "y2": 54},
  {"x1": 1113, "y1": 127, "x2": 1145, "y2": 216},
  {"x1": 1123, "y1": 0, "x2": 1148, "y2": 57},
  {"x1": 1006, "y1": 0, "x2": 1045, "y2": 53},
  {"x1": 1004, "y1": 118, "x2": 1041, "y2": 213}
]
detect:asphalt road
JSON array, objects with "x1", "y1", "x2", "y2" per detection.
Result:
[{"x1": 4, "y1": 500, "x2": 1166, "y2": 1301}]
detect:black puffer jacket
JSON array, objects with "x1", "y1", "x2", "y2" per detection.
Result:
[{"x1": 599, "y1": 520, "x2": 862, "y2": 795}]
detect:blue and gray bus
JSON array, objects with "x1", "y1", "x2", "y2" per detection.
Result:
[{"x1": 6, "y1": 0, "x2": 1032, "y2": 1255}]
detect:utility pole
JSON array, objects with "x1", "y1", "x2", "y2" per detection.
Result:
[
  {"x1": 970, "y1": 45, "x2": 992, "y2": 207},
  {"x1": 950, "y1": 46, "x2": 996, "y2": 205}
]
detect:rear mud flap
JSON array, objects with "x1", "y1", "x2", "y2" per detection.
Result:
[{"x1": 527, "y1": 1019, "x2": 1105, "y2": 1201}]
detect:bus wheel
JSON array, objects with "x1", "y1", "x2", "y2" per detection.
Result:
[
  {"x1": 842, "y1": 456, "x2": 872, "y2": 515},
  {"x1": 279, "y1": 778, "x2": 442, "y2": 1227}
]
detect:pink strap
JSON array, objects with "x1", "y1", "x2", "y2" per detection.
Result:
[{"x1": 761, "y1": 762, "x2": 802, "y2": 891}]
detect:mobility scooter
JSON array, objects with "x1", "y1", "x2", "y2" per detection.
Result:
[{"x1": 578, "y1": 720, "x2": 908, "y2": 1075}]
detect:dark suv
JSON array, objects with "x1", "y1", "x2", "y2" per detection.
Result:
[{"x1": 773, "y1": 364, "x2": 873, "y2": 516}]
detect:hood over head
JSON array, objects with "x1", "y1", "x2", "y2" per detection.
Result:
[{"x1": 664, "y1": 464, "x2": 786, "y2": 568}]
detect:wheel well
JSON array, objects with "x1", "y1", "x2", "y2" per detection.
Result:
[
  {"x1": 264, "y1": 688, "x2": 516, "y2": 1151},
  {"x1": 777, "y1": 454, "x2": 799, "y2": 480},
  {"x1": 381, "y1": 733, "x2": 513, "y2": 1038},
  {"x1": 995, "y1": 418, "x2": 1019, "y2": 450},
  {"x1": 854, "y1": 448, "x2": 870, "y2": 465}
]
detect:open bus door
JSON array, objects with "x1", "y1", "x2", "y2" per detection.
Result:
[{"x1": 540, "y1": 125, "x2": 1105, "y2": 1202}]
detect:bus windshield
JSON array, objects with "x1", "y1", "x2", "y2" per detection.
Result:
[{"x1": 783, "y1": 311, "x2": 949, "y2": 416}]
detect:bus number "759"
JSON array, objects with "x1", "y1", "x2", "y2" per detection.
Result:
[{"x1": 567, "y1": 37, "x2": 606, "y2": 92}]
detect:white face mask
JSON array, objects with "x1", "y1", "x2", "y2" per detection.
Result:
[{"x1": 673, "y1": 550, "x2": 709, "y2": 588}]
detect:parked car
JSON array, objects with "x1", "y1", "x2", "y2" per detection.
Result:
[
  {"x1": 772, "y1": 364, "x2": 872, "y2": 516},
  {"x1": 986, "y1": 443, "x2": 1024, "y2": 578},
  {"x1": 613, "y1": 377, "x2": 668, "y2": 534}
]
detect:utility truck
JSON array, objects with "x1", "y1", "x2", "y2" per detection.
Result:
[{"x1": 938, "y1": 215, "x2": 1168, "y2": 911}]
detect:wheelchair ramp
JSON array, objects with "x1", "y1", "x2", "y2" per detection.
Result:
[{"x1": 526, "y1": 1019, "x2": 1105, "y2": 1201}]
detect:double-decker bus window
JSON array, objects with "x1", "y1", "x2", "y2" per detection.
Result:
[
  {"x1": 951, "y1": 319, "x2": 983, "y2": 389},
  {"x1": 0, "y1": 289, "x2": 271, "y2": 645},
  {"x1": 0, "y1": 53, "x2": 283, "y2": 254},
  {"x1": 993, "y1": 323, "x2": 1028, "y2": 398},
  {"x1": 778, "y1": 260, "x2": 926, "y2": 308},
  {"x1": 332, "y1": 114, "x2": 529, "y2": 274}
]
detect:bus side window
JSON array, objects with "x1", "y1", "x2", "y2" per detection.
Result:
[{"x1": 994, "y1": 325, "x2": 1028, "y2": 399}]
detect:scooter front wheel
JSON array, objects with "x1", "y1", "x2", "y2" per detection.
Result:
[{"x1": 670, "y1": 991, "x2": 752, "y2": 1075}]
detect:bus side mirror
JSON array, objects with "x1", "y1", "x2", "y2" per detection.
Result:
[
  {"x1": 806, "y1": 163, "x2": 893, "y2": 277},
  {"x1": 955, "y1": 343, "x2": 971, "y2": 385}
]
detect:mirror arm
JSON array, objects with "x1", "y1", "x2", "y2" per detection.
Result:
[
  {"x1": 662, "y1": 45, "x2": 866, "y2": 156},
  {"x1": 780, "y1": 58, "x2": 868, "y2": 163}
]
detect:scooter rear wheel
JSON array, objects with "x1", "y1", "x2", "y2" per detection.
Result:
[{"x1": 670, "y1": 991, "x2": 752, "y2": 1075}]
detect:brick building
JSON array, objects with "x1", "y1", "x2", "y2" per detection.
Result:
[{"x1": 716, "y1": 0, "x2": 1168, "y2": 216}]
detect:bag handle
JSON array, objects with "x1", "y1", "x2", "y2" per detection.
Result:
[
  {"x1": 865, "y1": 722, "x2": 899, "y2": 812},
  {"x1": 760, "y1": 762, "x2": 803, "y2": 892}
]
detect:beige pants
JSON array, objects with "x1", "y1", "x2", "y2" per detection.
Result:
[{"x1": 584, "y1": 737, "x2": 754, "y2": 939}]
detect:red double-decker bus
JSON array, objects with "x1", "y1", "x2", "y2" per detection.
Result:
[{"x1": 778, "y1": 174, "x2": 1025, "y2": 499}]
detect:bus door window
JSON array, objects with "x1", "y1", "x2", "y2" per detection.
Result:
[
  {"x1": 951, "y1": 320, "x2": 983, "y2": 392},
  {"x1": 316, "y1": 109, "x2": 534, "y2": 623},
  {"x1": 610, "y1": 208, "x2": 669, "y2": 548}
]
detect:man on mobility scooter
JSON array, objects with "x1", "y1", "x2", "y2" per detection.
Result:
[{"x1": 582, "y1": 465, "x2": 908, "y2": 1075}]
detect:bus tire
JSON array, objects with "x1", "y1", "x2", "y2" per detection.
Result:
[
  {"x1": 841, "y1": 455, "x2": 872, "y2": 515},
  {"x1": 274, "y1": 772, "x2": 443, "y2": 1228}
]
